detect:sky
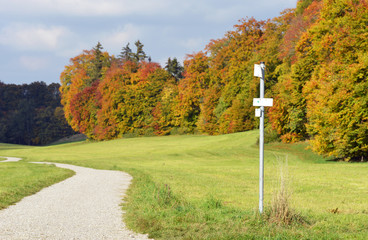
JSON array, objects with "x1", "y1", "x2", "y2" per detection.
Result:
[{"x1": 0, "y1": 0, "x2": 298, "y2": 85}]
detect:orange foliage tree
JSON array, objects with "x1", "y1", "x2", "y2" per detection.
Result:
[
  {"x1": 302, "y1": 0, "x2": 368, "y2": 160},
  {"x1": 173, "y1": 52, "x2": 208, "y2": 133},
  {"x1": 59, "y1": 0, "x2": 368, "y2": 161},
  {"x1": 268, "y1": 0, "x2": 323, "y2": 143},
  {"x1": 60, "y1": 48, "x2": 112, "y2": 138},
  {"x1": 270, "y1": 0, "x2": 368, "y2": 160},
  {"x1": 184, "y1": 18, "x2": 279, "y2": 135},
  {"x1": 60, "y1": 43, "x2": 170, "y2": 140}
]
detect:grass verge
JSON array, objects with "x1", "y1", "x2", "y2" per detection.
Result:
[
  {"x1": 124, "y1": 168, "x2": 315, "y2": 239},
  {"x1": 0, "y1": 161, "x2": 74, "y2": 210}
]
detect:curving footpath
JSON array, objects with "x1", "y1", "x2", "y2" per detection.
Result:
[{"x1": 0, "y1": 157, "x2": 152, "y2": 240}]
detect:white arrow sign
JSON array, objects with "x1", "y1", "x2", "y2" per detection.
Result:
[{"x1": 253, "y1": 98, "x2": 273, "y2": 107}]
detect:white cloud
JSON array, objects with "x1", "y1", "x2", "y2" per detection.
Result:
[
  {"x1": 180, "y1": 37, "x2": 206, "y2": 51},
  {"x1": 0, "y1": 0, "x2": 174, "y2": 17},
  {"x1": 19, "y1": 56, "x2": 49, "y2": 71},
  {"x1": 0, "y1": 0, "x2": 298, "y2": 18},
  {"x1": 0, "y1": 23, "x2": 73, "y2": 51},
  {"x1": 101, "y1": 24, "x2": 142, "y2": 53}
]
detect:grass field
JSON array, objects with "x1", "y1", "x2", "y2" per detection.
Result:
[
  {"x1": 0, "y1": 158, "x2": 74, "y2": 210},
  {"x1": 0, "y1": 131, "x2": 367, "y2": 239}
]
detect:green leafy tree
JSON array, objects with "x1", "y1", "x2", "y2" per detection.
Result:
[{"x1": 0, "y1": 82, "x2": 75, "y2": 145}]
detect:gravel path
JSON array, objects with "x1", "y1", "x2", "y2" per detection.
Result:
[{"x1": 0, "y1": 157, "x2": 152, "y2": 240}]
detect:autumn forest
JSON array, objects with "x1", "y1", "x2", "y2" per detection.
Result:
[{"x1": 1, "y1": 0, "x2": 367, "y2": 162}]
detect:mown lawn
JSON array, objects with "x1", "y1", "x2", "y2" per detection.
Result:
[{"x1": 0, "y1": 130, "x2": 367, "y2": 239}]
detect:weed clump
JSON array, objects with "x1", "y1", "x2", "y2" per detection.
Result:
[
  {"x1": 268, "y1": 172, "x2": 294, "y2": 225},
  {"x1": 265, "y1": 157, "x2": 306, "y2": 225}
]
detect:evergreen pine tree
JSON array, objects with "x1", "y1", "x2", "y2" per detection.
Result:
[
  {"x1": 165, "y1": 57, "x2": 184, "y2": 81},
  {"x1": 134, "y1": 40, "x2": 147, "y2": 62},
  {"x1": 119, "y1": 43, "x2": 134, "y2": 62},
  {"x1": 91, "y1": 42, "x2": 103, "y2": 82}
]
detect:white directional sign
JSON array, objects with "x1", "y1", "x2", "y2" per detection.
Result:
[
  {"x1": 253, "y1": 98, "x2": 273, "y2": 107},
  {"x1": 255, "y1": 108, "x2": 261, "y2": 117},
  {"x1": 254, "y1": 64, "x2": 262, "y2": 77}
]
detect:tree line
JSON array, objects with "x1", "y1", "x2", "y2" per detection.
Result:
[
  {"x1": 61, "y1": 0, "x2": 368, "y2": 161},
  {"x1": 0, "y1": 81, "x2": 75, "y2": 145}
]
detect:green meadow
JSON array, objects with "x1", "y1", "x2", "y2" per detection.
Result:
[
  {"x1": 0, "y1": 155, "x2": 74, "y2": 210},
  {"x1": 0, "y1": 131, "x2": 367, "y2": 239}
]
